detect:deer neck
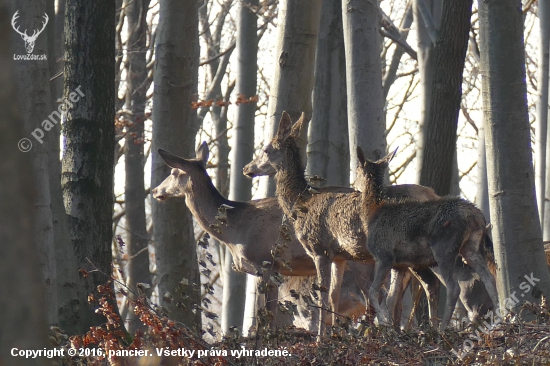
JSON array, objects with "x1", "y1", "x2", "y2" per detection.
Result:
[
  {"x1": 274, "y1": 139, "x2": 309, "y2": 217},
  {"x1": 184, "y1": 171, "x2": 232, "y2": 236},
  {"x1": 361, "y1": 173, "x2": 385, "y2": 216}
]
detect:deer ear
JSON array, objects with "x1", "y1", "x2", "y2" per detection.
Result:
[
  {"x1": 290, "y1": 112, "x2": 306, "y2": 139},
  {"x1": 377, "y1": 147, "x2": 398, "y2": 168},
  {"x1": 357, "y1": 146, "x2": 367, "y2": 167},
  {"x1": 158, "y1": 149, "x2": 189, "y2": 171},
  {"x1": 196, "y1": 141, "x2": 209, "y2": 166},
  {"x1": 277, "y1": 111, "x2": 293, "y2": 141}
]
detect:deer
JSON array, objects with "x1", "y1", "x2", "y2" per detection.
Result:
[
  {"x1": 151, "y1": 141, "x2": 372, "y2": 331},
  {"x1": 11, "y1": 11, "x2": 49, "y2": 54},
  {"x1": 355, "y1": 146, "x2": 500, "y2": 329}
]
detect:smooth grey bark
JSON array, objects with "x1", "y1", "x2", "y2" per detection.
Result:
[
  {"x1": 230, "y1": 0, "x2": 258, "y2": 332},
  {"x1": 537, "y1": 0, "x2": 549, "y2": 229},
  {"x1": 342, "y1": 0, "x2": 386, "y2": 181},
  {"x1": 10, "y1": 0, "x2": 57, "y2": 326},
  {"x1": 259, "y1": 0, "x2": 322, "y2": 197},
  {"x1": 307, "y1": 0, "x2": 348, "y2": 188},
  {"x1": 124, "y1": 0, "x2": 151, "y2": 334},
  {"x1": 418, "y1": 0, "x2": 473, "y2": 196},
  {"x1": 476, "y1": 123, "x2": 490, "y2": 220},
  {"x1": 479, "y1": 0, "x2": 550, "y2": 307},
  {"x1": 61, "y1": 0, "x2": 116, "y2": 329},
  {"x1": 0, "y1": 2, "x2": 48, "y2": 362},
  {"x1": 151, "y1": 0, "x2": 201, "y2": 328},
  {"x1": 413, "y1": 0, "x2": 441, "y2": 184}
]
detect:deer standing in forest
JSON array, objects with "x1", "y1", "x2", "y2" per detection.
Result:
[
  {"x1": 152, "y1": 141, "x2": 372, "y2": 330},
  {"x1": 355, "y1": 147, "x2": 499, "y2": 329}
]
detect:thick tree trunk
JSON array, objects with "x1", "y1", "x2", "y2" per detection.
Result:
[
  {"x1": 418, "y1": 0, "x2": 473, "y2": 196},
  {"x1": 231, "y1": 0, "x2": 258, "y2": 332},
  {"x1": 11, "y1": 0, "x2": 58, "y2": 325},
  {"x1": 61, "y1": 0, "x2": 116, "y2": 329},
  {"x1": 476, "y1": 123, "x2": 490, "y2": 219},
  {"x1": 150, "y1": 0, "x2": 201, "y2": 328},
  {"x1": 308, "y1": 0, "x2": 348, "y2": 187},
  {"x1": 342, "y1": 0, "x2": 385, "y2": 181},
  {"x1": 536, "y1": 0, "x2": 549, "y2": 229},
  {"x1": 259, "y1": 0, "x2": 322, "y2": 197},
  {"x1": 479, "y1": 0, "x2": 550, "y2": 307},
  {"x1": 0, "y1": 3, "x2": 48, "y2": 362},
  {"x1": 124, "y1": 0, "x2": 151, "y2": 334},
  {"x1": 413, "y1": 0, "x2": 441, "y2": 184}
]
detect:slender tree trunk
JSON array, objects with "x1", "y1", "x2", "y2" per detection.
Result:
[
  {"x1": 308, "y1": 0, "x2": 348, "y2": 187},
  {"x1": 418, "y1": 0, "x2": 473, "y2": 196},
  {"x1": 259, "y1": 0, "x2": 322, "y2": 197},
  {"x1": 342, "y1": 0, "x2": 385, "y2": 181},
  {"x1": 231, "y1": 0, "x2": 258, "y2": 332},
  {"x1": 124, "y1": 0, "x2": 151, "y2": 334},
  {"x1": 537, "y1": 0, "x2": 549, "y2": 229},
  {"x1": 476, "y1": 123, "x2": 490, "y2": 219},
  {"x1": 479, "y1": 0, "x2": 550, "y2": 307},
  {"x1": 11, "y1": 0, "x2": 58, "y2": 325},
  {"x1": 413, "y1": 0, "x2": 441, "y2": 183},
  {"x1": 151, "y1": 0, "x2": 201, "y2": 328},
  {"x1": 62, "y1": 0, "x2": 116, "y2": 328},
  {"x1": 0, "y1": 2, "x2": 48, "y2": 361}
]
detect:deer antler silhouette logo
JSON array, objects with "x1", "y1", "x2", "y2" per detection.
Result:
[{"x1": 11, "y1": 10, "x2": 49, "y2": 54}]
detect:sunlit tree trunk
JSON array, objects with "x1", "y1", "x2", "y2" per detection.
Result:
[
  {"x1": 536, "y1": 0, "x2": 549, "y2": 230},
  {"x1": 150, "y1": 0, "x2": 201, "y2": 328},
  {"x1": 342, "y1": 0, "x2": 385, "y2": 181},
  {"x1": 259, "y1": 0, "x2": 322, "y2": 197},
  {"x1": 479, "y1": 0, "x2": 550, "y2": 307}
]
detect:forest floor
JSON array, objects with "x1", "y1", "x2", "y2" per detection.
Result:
[{"x1": 52, "y1": 291, "x2": 550, "y2": 366}]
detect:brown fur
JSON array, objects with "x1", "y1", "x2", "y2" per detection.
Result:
[
  {"x1": 356, "y1": 147, "x2": 500, "y2": 329},
  {"x1": 151, "y1": 142, "x2": 371, "y2": 329}
]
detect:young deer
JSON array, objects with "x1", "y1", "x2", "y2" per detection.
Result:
[
  {"x1": 151, "y1": 142, "x2": 371, "y2": 330},
  {"x1": 356, "y1": 147, "x2": 499, "y2": 329}
]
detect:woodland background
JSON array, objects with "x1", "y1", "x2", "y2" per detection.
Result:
[{"x1": 2, "y1": 0, "x2": 550, "y2": 364}]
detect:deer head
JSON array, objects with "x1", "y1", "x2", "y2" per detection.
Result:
[
  {"x1": 12, "y1": 11, "x2": 49, "y2": 54},
  {"x1": 355, "y1": 146, "x2": 397, "y2": 193},
  {"x1": 243, "y1": 111, "x2": 304, "y2": 178},
  {"x1": 152, "y1": 142, "x2": 209, "y2": 201}
]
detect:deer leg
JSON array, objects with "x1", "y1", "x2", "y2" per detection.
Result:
[
  {"x1": 386, "y1": 268, "x2": 406, "y2": 329},
  {"x1": 429, "y1": 255, "x2": 461, "y2": 329},
  {"x1": 329, "y1": 259, "x2": 346, "y2": 326},
  {"x1": 368, "y1": 261, "x2": 392, "y2": 326},
  {"x1": 313, "y1": 254, "x2": 332, "y2": 338},
  {"x1": 411, "y1": 268, "x2": 440, "y2": 328},
  {"x1": 265, "y1": 272, "x2": 279, "y2": 329}
]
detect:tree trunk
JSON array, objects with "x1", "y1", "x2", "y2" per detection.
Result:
[
  {"x1": 418, "y1": 0, "x2": 472, "y2": 196},
  {"x1": 61, "y1": 0, "x2": 116, "y2": 329},
  {"x1": 476, "y1": 123, "x2": 490, "y2": 219},
  {"x1": 479, "y1": 0, "x2": 550, "y2": 308},
  {"x1": 124, "y1": 0, "x2": 151, "y2": 334},
  {"x1": 259, "y1": 0, "x2": 322, "y2": 197},
  {"x1": 308, "y1": 0, "x2": 348, "y2": 187},
  {"x1": 11, "y1": 0, "x2": 58, "y2": 326},
  {"x1": 342, "y1": 0, "x2": 385, "y2": 181},
  {"x1": 231, "y1": 0, "x2": 258, "y2": 332},
  {"x1": 536, "y1": 0, "x2": 549, "y2": 229},
  {"x1": 150, "y1": 0, "x2": 201, "y2": 328},
  {"x1": 0, "y1": 2, "x2": 48, "y2": 361},
  {"x1": 413, "y1": 0, "x2": 441, "y2": 183}
]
